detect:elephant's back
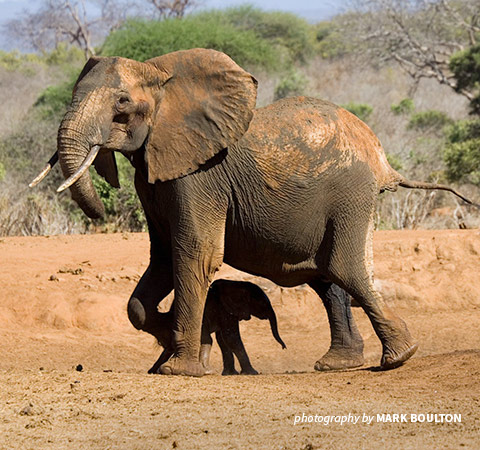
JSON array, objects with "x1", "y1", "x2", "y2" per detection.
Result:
[{"x1": 241, "y1": 96, "x2": 399, "y2": 190}]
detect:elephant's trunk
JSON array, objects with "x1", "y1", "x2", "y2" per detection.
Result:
[
  {"x1": 268, "y1": 309, "x2": 287, "y2": 349},
  {"x1": 57, "y1": 96, "x2": 108, "y2": 219}
]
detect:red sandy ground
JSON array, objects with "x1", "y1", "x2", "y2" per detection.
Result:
[{"x1": 0, "y1": 230, "x2": 479, "y2": 449}]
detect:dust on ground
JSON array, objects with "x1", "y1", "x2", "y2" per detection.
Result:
[{"x1": 0, "y1": 230, "x2": 479, "y2": 449}]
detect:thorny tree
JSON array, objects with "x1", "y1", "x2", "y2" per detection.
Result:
[
  {"x1": 341, "y1": 0, "x2": 480, "y2": 100},
  {"x1": 4, "y1": 0, "x2": 198, "y2": 58},
  {"x1": 146, "y1": 0, "x2": 197, "y2": 19},
  {"x1": 4, "y1": 0, "x2": 130, "y2": 59}
]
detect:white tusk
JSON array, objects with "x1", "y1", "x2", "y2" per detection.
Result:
[
  {"x1": 29, "y1": 152, "x2": 59, "y2": 188},
  {"x1": 57, "y1": 145, "x2": 101, "y2": 193}
]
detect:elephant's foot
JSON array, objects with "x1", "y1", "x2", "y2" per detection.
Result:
[
  {"x1": 203, "y1": 364, "x2": 214, "y2": 375},
  {"x1": 380, "y1": 322, "x2": 418, "y2": 370},
  {"x1": 381, "y1": 340, "x2": 418, "y2": 370},
  {"x1": 159, "y1": 357, "x2": 206, "y2": 377},
  {"x1": 240, "y1": 367, "x2": 259, "y2": 375},
  {"x1": 314, "y1": 346, "x2": 365, "y2": 372},
  {"x1": 222, "y1": 367, "x2": 239, "y2": 376}
]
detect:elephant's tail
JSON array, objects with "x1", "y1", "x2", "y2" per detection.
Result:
[
  {"x1": 385, "y1": 170, "x2": 479, "y2": 207},
  {"x1": 397, "y1": 176, "x2": 479, "y2": 207}
]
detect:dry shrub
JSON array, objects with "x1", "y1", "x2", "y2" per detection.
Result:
[
  {"x1": 0, "y1": 183, "x2": 84, "y2": 236},
  {"x1": 0, "y1": 64, "x2": 63, "y2": 139}
]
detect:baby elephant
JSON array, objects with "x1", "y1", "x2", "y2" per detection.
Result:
[{"x1": 148, "y1": 279, "x2": 286, "y2": 375}]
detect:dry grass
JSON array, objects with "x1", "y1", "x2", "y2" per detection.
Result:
[
  {"x1": 1, "y1": 55, "x2": 479, "y2": 235},
  {"x1": 0, "y1": 182, "x2": 84, "y2": 236},
  {"x1": 0, "y1": 64, "x2": 62, "y2": 139}
]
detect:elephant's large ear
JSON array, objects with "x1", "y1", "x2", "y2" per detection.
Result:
[
  {"x1": 144, "y1": 49, "x2": 257, "y2": 183},
  {"x1": 93, "y1": 152, "x2": 120, "y2": 188}
]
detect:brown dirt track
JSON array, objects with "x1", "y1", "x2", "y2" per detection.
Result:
[{"x1": 0, "y1": 230, "x2": 479, "y2": 449}]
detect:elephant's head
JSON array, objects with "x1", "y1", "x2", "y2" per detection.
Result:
[{"x1": 36, "y1": 49, "x2": 257, "y2": 218}]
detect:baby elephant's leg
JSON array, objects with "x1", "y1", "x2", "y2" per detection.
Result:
[
  {"x1": 220, "y1": 321, "x2": 258, "y2": 375},
  {"x1": 148, "y1": 348, "x2": 174, "y2": 374},
  {"x1": 215, "y1": 331, "x2": 239, "y2": 375}
]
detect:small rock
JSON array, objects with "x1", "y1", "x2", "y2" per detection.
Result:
[
  {"x1": 59, "y1": 267, "x2": 84, "y2": 275},
  {"x1": 19, "y1": 403, "x2": 34, "y2": 416},
  {"x1": 49, "y1": 274, "x2": 59, "y2": 282},
  {"x1": 75, "y1": 364, "x2": 83, "y2": 372}
]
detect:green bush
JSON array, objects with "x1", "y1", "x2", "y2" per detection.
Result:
[
  {"x1": 386, "y1": 153, "x2": 403, "y2": 171},
  {"x1": 446, "y1": 118, "x2": 480, "y2": 143},
  {"x1": 391, "y1": 98, "x2": 415, "y2": 116},
  {"x1": 34, "y1": 76, "x2": 76, "y2": 119},
  {"x1": 0, "y1": 161, "x2": 5, "y2": 182},
  {"x1": 341, "y1": 103, "x2": 373, "y2": 123},
  {"x1": 274, "y1": 70, "x2": 307, "y2": 100},
  {"x1": 91, "y1": 155, "x2": 146, "y2": 231},
  {"x1": 0, "y1": 46, "x2": 83, "y2": 75},
  {"x1": 0, "y1": 50, "x2": 42, "y2": 72},
  {"x1": 314, "y1": 21, "x2": 349, "y2": 59},
  {"x1": 102, "y1": 17, "x2": 280, "y2": 71},
  {"x1": 444, "y1": 119, "x2": 480, "y2": 185},
  {"x1": 407, "y1": 110, "x2": 453, "y2": 131},
  {"x1": 42, "y1": 44, "x2": 84, "y2": 68},
  {"x1": 211, "y1": 5, "x2": 316, "y2": 64},
  {"x1": 449, "y1": 44, "x2": 480, "y2": 115}
]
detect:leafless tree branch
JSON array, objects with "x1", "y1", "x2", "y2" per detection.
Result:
[
  {"x1": 3, "y1": 0, "x2": 130, "y2": 59},
  {"x1": 340, "y1": 0, "x2": 480, "y2": 100},
  {"x1": 146, "y1": 0, "x2": 196, "y2": 19}
]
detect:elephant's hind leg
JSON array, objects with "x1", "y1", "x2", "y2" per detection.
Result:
[
  {"x1": 309, "y1": 281, "x2": 364, "y2": 371},
  {"x1": 325, "y1": 197, "x2": 418, "y2": 370}
]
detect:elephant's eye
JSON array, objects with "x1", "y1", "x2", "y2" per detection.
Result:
[{"x1": 116, "y1": 96, "x2": 131, "y2": 111}]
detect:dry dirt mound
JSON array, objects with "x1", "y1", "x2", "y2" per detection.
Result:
[
  {"x1": 0, "y1": 231, "x2": 479, "y2": 449},
  {"x1": 1, "y1": 230, "x2": 479, "y2": 333}
]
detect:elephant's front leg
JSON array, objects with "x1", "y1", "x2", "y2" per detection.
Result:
[
  {"x1": 127, "y1": 258, "x2": 173, "y2": 341},
  {"x1": 160, "y1": 236, "x2": 224, "y2": 377}
]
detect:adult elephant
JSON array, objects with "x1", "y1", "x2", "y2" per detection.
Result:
[{"x1": 32, "y1": 49, "x2": 473, "y2": 376}]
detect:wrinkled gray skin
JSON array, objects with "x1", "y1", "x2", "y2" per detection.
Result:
[
  {"x1": 148, "y1": 279, "x2": 287, "y2": 376},
  {"x1": 51, "y1": 49, "x2": 430, "y2": 376}
]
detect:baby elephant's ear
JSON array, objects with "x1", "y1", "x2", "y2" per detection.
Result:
[{"x1": 144, "y1": 49, "x2": 258, "y2": 183}]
